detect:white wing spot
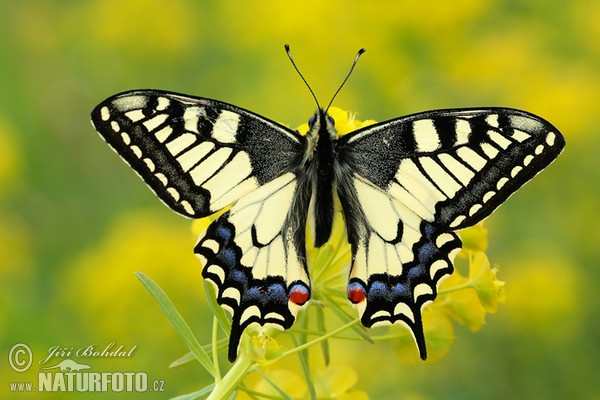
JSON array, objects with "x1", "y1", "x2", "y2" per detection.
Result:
[
  {"x1": 265, "y1": 312, "x2": 286, "y2": 322},
  {"x1": 155, "y1": 173, "x2": 168, "y2": 185},
  {"x1": 485, "y1": 114, "x2": 499, "y2": 127},
  {"x1": 111, "y1": 120, "x2": 120, "y2": 132},
  {"x1": 413, "y1": 283, "x2": 433, "y2": 300},
  {"x1": 371, "y1": 310, "x2": 392, "y2": 320},
  {"x1": 202, "y1": 239, "x2": 220, "y2": 254},
  {"x1": 455, "y1": 119, "x2": 471, "y2": 145},
  {"x1": 120, "y1": 132, "x2": 131, "y2": 145},
  {"x1": 511, "y1": 129, "x2": 531, "y2": 142},
  {"x1": 469, "y1": 203, "x2": 482, "y2": 216},
  {"x1": 496, "y1": 177, "x2": 509, "y2": 190},
  {"x1": 429, "y1": 259, "x2": 448, "y2": 280},
  {"x1": 511, "y1": 166, "x2": 522, "y2": 177},
  {"x1": 183, "y1": 106, "x2": 206, "y2": 134},
  {"x1": 167, "y1": 187, "x2": 180, "y2": 201},
  {"x1": 195, "y1": 253, "x2": 207, "y2": 267},
  {"x1": 180, "y1": 200, "x2": 194, "y2": 215},
  {"x1": 535, "y1": 144, "x2": 544, "y2": 155},
  {"x1": 483, "y1": 191, "x2": 495, "y2": 203},
  {"x1": 449, "y1": 247, "x2": 461, "y2": 262},
  {"x1": 393, "y1": 303, "x2": 414, "y2": 322},
  {"x1": 435, "y1": 233, "x2": 455, "y2": 248},
  {"x1": 100, "y1": 106, "x2": 110, "y2": 121},
  {"x1": 546, "y1": 132, "x2": 556, "y2": 146},
  {"x1": 222, "y1": 287, "x2": 241, "y2": 305},
  {"x1": 156, "y1": 97, "x2": 170, "y2": 111},
  {"x1": 523, "y1": 154, "x2": 534, "y2": 166},
  {"x1": 130, "y1": 145, "x2": 142, "y2": 158},
  {"x1": 212, "y1": 110, "x2": 241, "y2": 144},
  {"x1": 413, "y1": 119, "x2": 440, "y2": 152},
  {"x1": 205, "y1": 265, "x2": 225, "y2": 285},
  {"x1": 143, "y1": 158, "x2": 155, "y2": 172},
  {"x1": 239, "y1": 305, "x2": 261, "y2": 325},
  {"x1": 450, "y1": 215, "x2": 466, "y2": 228},
  {"x1": 125, "y1": 109, "x2": 145, "y2": 122}
]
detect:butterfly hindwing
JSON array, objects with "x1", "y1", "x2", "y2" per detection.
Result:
[
  {"x1": 337, "y1": 171, "x2": 462, "y2": 359},
  {"x1": 91, "y1": 90, "x2": 305, "y2": 218},
  {"x1": 337, "y1": 108, "x2": 565, "y2": 358},
  {"x1": 195, "y1": 173, "x2": 312, "y2": 362}
]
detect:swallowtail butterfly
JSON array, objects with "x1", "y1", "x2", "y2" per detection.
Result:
[{"x1": 91, "y1": 46, "x2": 565, "y2": 362}]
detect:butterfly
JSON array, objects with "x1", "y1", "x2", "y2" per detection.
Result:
[{"x1": 91, "y1": 47, "x2": 565, "y2": 362}]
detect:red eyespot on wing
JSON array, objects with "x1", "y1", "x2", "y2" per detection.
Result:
[
  {"x1": 347, "y1": 282, "x2": 366, "y2": 304},
  {"x1": 289, "y1": 284, "x2": 309, "y2": 305}
]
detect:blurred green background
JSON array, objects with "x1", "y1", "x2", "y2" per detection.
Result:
[{"x1": 1, "y1": 1, "x2": 598, "y2": 399}]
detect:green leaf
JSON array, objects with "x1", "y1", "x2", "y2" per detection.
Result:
[
  {"x1": 170, "y1": 384, "x2": 215, "y2": 400},
  {"x1": 169, "y1": 352, "x2": 196, "y2": 369},
  {"x1": 136, "y1": 272, "x2": 216, "y2": 377},
  {"x1": 292, "y1": 334, "x2": 317, "y2": 400},
  {"x1": 316, "y1": 307, "x2": 330, "y2": 365},
  {"x1": 204, "y1": 280, "x2": 232, "y2": 334}
]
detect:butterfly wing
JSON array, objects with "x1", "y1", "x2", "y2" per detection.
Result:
[
  {"x1": 336, "y1": 108, "x2": 565, "y2": 358},
  {"x1": 195, "y1": 172, "x2": 312, "y2": 362},
  {"x1": 91, "y1": 90, "x2": 312, "y2": 361},
  {"x1": 91, "y1": 90, "x2": 305, "y2": 218}
]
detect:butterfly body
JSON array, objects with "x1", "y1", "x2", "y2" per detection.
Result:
[{"x1": 92, "y1": 89, "x2": 564, "y2": 362}]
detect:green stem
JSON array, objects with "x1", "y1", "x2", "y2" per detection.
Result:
[
  {"x1": 212, "y1": 317, "x2": 221, "y2": 383},
  {"x1": 438, "y1": 280, "x2": 473, "y2": 294},
  {"x1": 282, "y1": 318, "x2": 360, "y2": 358},
  {"x1": 207, "y1": 355, "x2": 255, "y2": 400}
]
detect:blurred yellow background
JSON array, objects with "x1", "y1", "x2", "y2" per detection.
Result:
[{"x1": 1, "y1": 1, "x2": 598, "y2": 399}]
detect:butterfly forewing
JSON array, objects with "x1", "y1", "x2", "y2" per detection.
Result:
[
  {"x1": 91, "y1": 90, "x2": 305, "y2": 218},
  {"x1": 339, "y1": 108, "x2": 565, "y2": 229},
  {"x1": 336, "y1": 108, "x2": 565, "y2": 358}
]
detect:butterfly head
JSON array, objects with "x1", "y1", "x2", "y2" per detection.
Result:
[{"x1": 307, "y1": 110, "x2": 337, "y2": 139}]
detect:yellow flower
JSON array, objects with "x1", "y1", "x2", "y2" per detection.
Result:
[{"x1": 468, "y1": 252, "x2": 506, "y2": 313}]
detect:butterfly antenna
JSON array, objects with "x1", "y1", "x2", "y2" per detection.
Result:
[
  {"x1": 285, "y1": 44, "x2": 321, "y2": 110},
  {"x1": 325, "y1": 47, "x2": 366, "y2": 112}
]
